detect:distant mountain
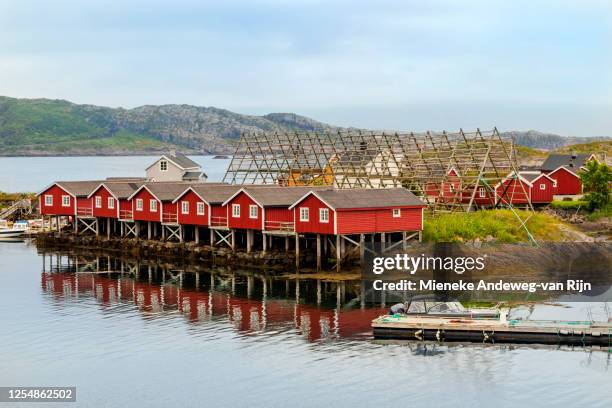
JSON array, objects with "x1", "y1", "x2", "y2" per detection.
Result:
[
  {"x1": 1, "y1": 96, "x2": 609, "y2": 156},
  {"x1": 502, "y1": 130, "x2": 609, "y2": 151},
  {"x1": 0, "y1": 96, "x2": 337, "y2": 156}
]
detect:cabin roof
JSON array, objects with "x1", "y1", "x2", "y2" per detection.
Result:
[
  {"x1": 186, "y1": 184, "x2": 242, "y2": 204},
  {"x1": 541, "y1": 154, "x2": 593, "y2": 172},
  {"x1": 243, "y1": 186, "x2": 328, "y2": 207},
  {"x1": 295, "y1": 188, "x2": 425, "y2": 210},
  {"x1": 182, "y1": 171, "x2": 207, "y2": 180},
  {"x1": 145, "y1": 152, "x2": 201, "y2": 171},
  {"x1": 52, "y1": 180, "x2": 105, "y2": 197},
  {"x1": 102, "y1": 182, "x2": 143, "y2": 199}
]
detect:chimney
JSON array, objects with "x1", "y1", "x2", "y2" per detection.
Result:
[{"x1": 169, "y1": 149, "x2": 176, "y2": 157}]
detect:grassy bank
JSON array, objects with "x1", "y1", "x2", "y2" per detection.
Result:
[{"x1": 422, "y1": 209, "x2": 565, "y2": 243}]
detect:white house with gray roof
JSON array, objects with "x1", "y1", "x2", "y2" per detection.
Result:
[{"x1": 145, "y1": 152, "x2": 207, "y2": 182}]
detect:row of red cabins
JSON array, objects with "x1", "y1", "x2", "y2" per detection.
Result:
[
  {"x1": 426, "y1": 154, "x2": 597, "y2": 207},
  {"x1": 38, "y1": 180, "x2": 426, "y2": 246}
]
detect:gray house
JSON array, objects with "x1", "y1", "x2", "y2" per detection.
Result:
[{"x1": 145, "y1": 152, "x2": 207, "y2": 182}]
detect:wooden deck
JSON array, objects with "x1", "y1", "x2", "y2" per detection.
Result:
[{"x1": 372, "y1": 314, "x2": 612, "y2": 345}]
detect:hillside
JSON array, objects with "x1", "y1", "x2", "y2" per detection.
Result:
[
  {"x1": 0, "y1": 96, "x2": 609, "y2": 156},
  {"x1": 502, "y1": 130, "x2": 609, "y2": 150},
  {"x1": 0, "y1": 96, "x2": 337, "y2": 155}
]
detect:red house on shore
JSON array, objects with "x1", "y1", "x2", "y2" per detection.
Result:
[
  {"x1": 39, "y1": 181, "x2": 103, "y2": 217},
  {"x1": 289, "y1": 188, "x2": 426, "y2": 235},
  {"x1": 172, "y1": 184, "x2": 241, "y2": 227},
  {"x1": 222, "y1": 186, "x2": 319, "y2": 232},
  {"x1": 494, "y1": 171, "x2": 556, "y2": 205},
  {"x1": 88, "y1": 182, "x2": 142, "y2": 219},
  {"x1": 540, "y1": 154, "x2": 597, "y2": 197},
  {"x1": 128, "y1": 182, "x2": 194, "y2": 224}
]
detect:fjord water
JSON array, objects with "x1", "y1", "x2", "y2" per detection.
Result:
[
  {"x1": 0, "y1": 155, "x2": 232, "y2": 192},
  {"x1": 1, "y1": 242, "x2": 611, "y2": 408}
]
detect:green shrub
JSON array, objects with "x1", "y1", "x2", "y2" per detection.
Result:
[
  {"x1": 423, "y1": 209, "x2": 563, "y2": 243},
  {"x1": 550, "y1": 200, "x2": 587, "y2": 210}
]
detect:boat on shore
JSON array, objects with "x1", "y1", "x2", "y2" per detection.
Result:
[
  {"x1": 0, "y1": 220, "x2": 30, "y2": 238},
  {"x1": 373, "y1": 301, "x2": 612, "y2": 345}
]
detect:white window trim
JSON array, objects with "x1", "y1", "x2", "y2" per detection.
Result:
[
  {"x1": 299, "y1": 207, "x2": 309, "y2": 222},
  {"x1": 136, "y1": 199, "x2": 143, "y2": 211},
  {"x1": 160, "y1": 160, "x2": 168, "y2": 172},
  {"x1": 197, "y1": 202, "x2": 205, "y2": 215},
  {"x1": 45, "y1": 195, "x2": 53, "y2": 206},
  {"x1": 181, "y1": 201, "x2": 189, "y2": 214},
  {"x1": 392, "y1": 208, "x2": 401, "y2": 218},
  {"x1": 62, "y1": 195, "x2": 70, "y2": 207},
  {"x1": 449, "y1": 184, "x2": 455, "y2": 193},
  {"x1": 552, "y1": 180, "x2": 558, "y2": 188},
  {"x1": 479, "y1": 187, "x2": 486, "y2": 198},
  {"x1": 95, "y1": 196, "x2": 102, "y2": 208},
  {"x1": 249, "y1": 204, "x2": 258, "y2": 219},
  {"x1": 150, "y1": 199, "x2": 157, "y2": 212},
  {"x1": 319, "y1": 208, "x2": 329, "y2": 223},
  {"x1": 540, "y1": 183, "x2": 546, "y2": 190},
  {"x1": 232, "y1": 204, "x2": 240, "y2": 218},
  {"x1": 108, "y1": 197, "x2": 115, "y2": 209}
]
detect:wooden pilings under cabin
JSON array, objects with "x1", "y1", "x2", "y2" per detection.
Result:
[{"x1": 41, "y1": 215, "x2": 422, "y2": 272}]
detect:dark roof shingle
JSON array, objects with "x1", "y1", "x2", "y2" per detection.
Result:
[
  {"x1": 308, "y1": 188, "x2": 425, "y2": 209},
  {"x1": 541, "y1": 154, "x2": 592, "y2": 172}
]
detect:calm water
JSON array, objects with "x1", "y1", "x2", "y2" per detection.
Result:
[
  {"x1": 0, "y1": 156, "x2": 232, "y2": 192},
  {"x1": 0, "y1": 242, "x2": 611, "y2": 408}
]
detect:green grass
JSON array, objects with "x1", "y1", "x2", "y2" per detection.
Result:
[
  {"x1": 586, "y1": 205, "x2": 612, "y2": 221},
  {"x1": 422, "y1": 209, "x2": 564, "y2": 243},
  {"x1": 550, "y1": 200, "x2": 588, "y2": 210},
  {"x1": 553, "y1": 140, "x2": 611, "y2": 157}
]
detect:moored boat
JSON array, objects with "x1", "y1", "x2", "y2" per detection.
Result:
[{"x1": 0, "y1": 220, "x2": 30, "y2": 238}]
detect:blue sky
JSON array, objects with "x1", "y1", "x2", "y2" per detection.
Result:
[{"x1": 0, "y1": 0, "x2": 610, "y2": 135}]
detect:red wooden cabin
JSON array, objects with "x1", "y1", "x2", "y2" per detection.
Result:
[
  {"x1": 88, "y1": 182, "x2": 142, "y2": 219},
  {"x1": 494, "y1": 172, "x2": 556, "y2": 205},
  {"x1": 223, "y1": 186, "x2": 322, "y2": 233},
  {"x1": 540, "y1": 154, "x2": 597, "y2": 196},
  {"x1": 547, "y1": 167, "x2": 582, "y2": 196},
  {"x1": 172, "y1": 184, "x2": 241, "y2": 227},
  {"x1": 128, "y1": 183, "x2": 193, "y2": 224},
  {"x1": 38, "y1": 181, "x2": 102, "y2": 217},
  {"x1": 289, "y1": 188, "x2": 426, "y2": 235}
]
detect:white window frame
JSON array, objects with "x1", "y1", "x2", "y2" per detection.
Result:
[
  {"x1": 160, "y1": 160, "x2": 168, "y2": 171},
  {"x1": 319, "y1": 208, "x2": 329, "y2": 223},
  {"x1": 232, "y1": 204, "x2": 240, "y2": 217},
  {"x1": 150, "y1": 199, "x2": 157, "y2": 212},
  {"x1": 108, "y1": 197, "x2": 115, "y2": 209},
  {"x1": 552, "y1": 180, "x2": 557, "y2": 188},
  {"x1": 392, "y1": 208, "x2": 401, "y2": 218},
  {"x1": 249, "y1": 204, "x2": 258, "y2": 219},
  {"x1": 299, "y1": 207, "x2": 309, "y2": 222},
  {"x1": 479, "y1": 187, "x2": 486, "y2": 198},
  {"x1": 95, "y1": 196, "x2": 102, "y2": 208},
  {"x1": 44, "y1": 195, "x2": 53, "y2": 206},
  {"x1": 181, "y1": 201, "x2": 189, "y2": 214},
  {"x1": 449, "y1": 184, "x2": 455, "y2": 193},
  {"x1": 136, "y1": 199, "x2": 143, "y2": 211},
  {"x1": 540, "y1": 183, "x2": 546, "y2": 190},
  {"x1": 197, "y1": 202, "x2": 205, "y2": 215},
  {"x1": 62, "y1": 195, "x2": 70, "y2": 207}
]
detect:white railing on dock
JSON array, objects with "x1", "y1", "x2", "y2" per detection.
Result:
[
  {"x1": 162, "y1": 212, "x2": 178, "y2": 223},
  {"x1": 119, "y1": 209, "x2": 133, "y2": 220},
  {"x1": 211, "y1": 216, "x2": 228, "y2": 227},
  {"x1": 265, "y1": 221, "x2": 294, "y2": 232},
  {"x1": 76, "y1": 207, "x2": 93, "y2": 217}
]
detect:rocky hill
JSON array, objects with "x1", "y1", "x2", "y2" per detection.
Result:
[
  {"x1": 0, "y1": 96, "x2": 337, "y2": 155},
  {"x1": 0, "y1": 96, "x2": 609, "y2": 156}
]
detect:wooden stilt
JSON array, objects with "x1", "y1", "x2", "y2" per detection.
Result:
[
  {"x1": 360, "y1": 233, "x2": 365, "y2": 265},
  {"x1": 246, "y1": 230, "x2": 253, "y2": 253},
  {"x1": 230, "y1": 230, "x2": 235, "y2": 251},
  {"x1": 210, "y1": 229, "x2": 215, "y2": 246},
  {"x1": 295, "y1": 234, "x2": 300, "y2": 269},
  {"x1": 147, "y1": 221, "x2": 151, "y2": 240},
  {"x1": 316, "y1": 234, "x2": 321, "y2": 271},
  {"x1": 107, "y1": 218, "x2": 111, "y2": 239},
  {"x1": 262, "y1": 232, "x2": 267, "y2": 253},
  {"x1": 195, "y1": 226, "x2": 199, "y2": 244},
  {"x1": 285, "y1": 236, "x2": 289, "y2": 252},
  {"x1": 336, "y1": 235, "x2": 341, "y2": 273},
  {"x1": 381, "y1": 232, "x2": 386, "y2": 252}
]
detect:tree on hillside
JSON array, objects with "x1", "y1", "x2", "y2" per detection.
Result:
[{"x1": 580, "y1": 161, "x2": 611, "y2": 211}]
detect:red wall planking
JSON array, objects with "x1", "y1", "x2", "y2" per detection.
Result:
[
  {"x1": 91, "y1": 186, "x2": 118, "y2": 218},
  {"x1": 226, "y1": 192, "x2": 262, "y2": 230},
  {"x1": 336, "y1": 207, "x2": 423, "y2": 234},
  {"x1": 293, "y1": 194, "x2": 335, "y2": 234},
  {"x1": 176, "y1": 190, "x2": 208, "y2": 226},
  {"x1": 548, "y1": 167, "x2": 582, "y2": 195},
  {"x1": 39, "y1": 184, "x2": 75, "y2": 216},
  {"x1": 530, "y1": 176, "x2": 555, "y2": 203},
  {"x1": 132, "y1": 188, "x2": 161, "y2": 222},
  {"x1": 495, "y1": 179, "x2": 530, "y2": 204}
]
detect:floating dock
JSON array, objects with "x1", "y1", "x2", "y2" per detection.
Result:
[{"x1": 372, "y1": 314, "x2": 612, "y2": 346}]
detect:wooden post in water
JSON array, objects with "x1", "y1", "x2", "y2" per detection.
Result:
[
  {"x1": 316, "y1": 279, "x2": 322, "y2": 305},
  {"x1": 107, "y1": 218, "x2": 111, "y2": 239},
  {"x1": 295, "y1": 234, "x2": 300, "y2": 269},
  {"x1": 230, "y1": 230, "x2": 235, "y2": 251},
  {"x1": 195, "y1": 226, "x2": 199, "y2": 244},
  {"x1": 336, "y1": 235, "x2": 341, "y2": 273},
  {"x1": 360, "y1": 234, "x2": 365, "y2": 266},
  {"x1": 316, "y1": 234, "x2": 321, "y2": 271},
  {"x1": 147, "y1": 222, "x2": 151, "y2": 240},
  {"x1": 246, "y1": 230, "x2": 253, "y2": 253},
  {"x1": 285, "y1": 236, "x2": 289, "y2": 252},
  {"x1": 210, "y1": 229, "x2": 215, "y2": 246},
  {"x1": 262, "y1": 232, "x2": 267, "y2": 254},
  {"x1": 381, "y1": 232, "x2": 386, "y2": 252}
]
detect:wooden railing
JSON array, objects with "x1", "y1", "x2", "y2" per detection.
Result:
[
  {"x1": 76, "y1": 207, "x2": 93, "y2": 217},
  {"x1": 211, "y1": 216, "x2": 228, "y2": 227},
  {"x1": 119, "y1": 209, "x2": 133, "y2": 220},
  {"x1": 162, "y1": 212, "x2": 178, "y2": 223},
  {"x1": 264, "y1": 221, "x2": 294, "y2": 232}
]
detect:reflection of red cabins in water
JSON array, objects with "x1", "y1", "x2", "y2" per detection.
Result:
[{"x1": 41, "y1": 272, "x2": 383, "y2": 341}]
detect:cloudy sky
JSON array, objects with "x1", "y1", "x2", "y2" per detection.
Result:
[{"x1": 1, "y1": 0, "x2": 610, "y2": 135}]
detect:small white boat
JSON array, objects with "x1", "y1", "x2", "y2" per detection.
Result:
[{"x1": 0, "y1": 220, "x2": 29, "y2": 238}]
